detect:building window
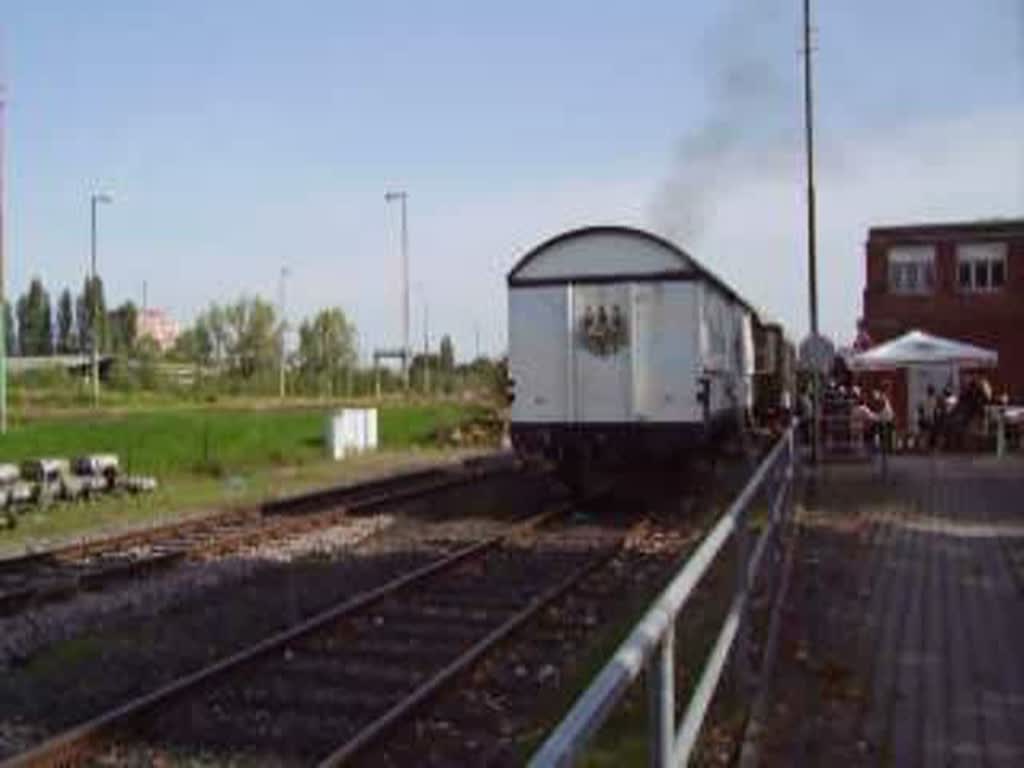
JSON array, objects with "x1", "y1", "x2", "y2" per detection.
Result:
[
  {"x1": 887, "y1": 245, "x2": 935, "y2": 294},
  {"x1": 957, "y1": 242, "x2": 1007, "y2": 292}
]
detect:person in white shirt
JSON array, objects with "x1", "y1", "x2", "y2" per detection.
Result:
[{"x1": 873, "y1": 389, "x2": 895, "y2": 453}]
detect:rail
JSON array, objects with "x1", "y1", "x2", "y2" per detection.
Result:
[
  {"x1": 0, "y1": 457, "x2": 520, "y2": 617},
  {"x1": 530, "y1": 423, "x2": 800, "y2": 767},
  {"x1": 1, "y1": 503, "x2": 568, "y2": 768}
]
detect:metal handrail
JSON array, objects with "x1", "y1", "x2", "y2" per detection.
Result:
[{"x1": 530, "y1": 423, "x2": 799, "y2": 767}]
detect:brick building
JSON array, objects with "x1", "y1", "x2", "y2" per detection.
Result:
[
  {"x1": 137, "y1": 308, "x2": 181, "y2": 352},
  {"x1": 861, "y1": 219, "x2": 1024, "y2": 405}
]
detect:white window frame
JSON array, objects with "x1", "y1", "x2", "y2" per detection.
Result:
[
  {"x1": 957, "y1": 242, "x2": 1007, "y2": 293},
  {"x1": 887, "y1": 245, "x2": 935, "y2": 295}
]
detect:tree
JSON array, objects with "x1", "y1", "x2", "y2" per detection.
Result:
[
  {"x1": 192, "y1": 303, "x2": 228, "y2": 365},
  {"x1": 3, "y1": 301, "x2": 14, "y2": 356},
  {"x1": 108, "y1": 301, "x2": 138, "y2": 354},
  {"x1": 171, "y1": 297, "x2": 281, "y2": 390},
  {"x1": 410, "y1": 352, "x2": 439, "y2": 388},
  {"x1": 16, "y1": 278, "x2": 53, "y2": 355},
  {"x1": 134, "y1": 335, "x2": 162, "y2": 389},
  {"x1": 76, "y1": 276, "x2": 108, "y2": 354},
  {"x1": 56, "y1": 289, "x2": 75, "y2": 353},
  {"x1": 170, "y1": 326, "x2": 212, "y2": 366},
  {"x1": 439, "y1": 335, "x2": 455, "y2": 373},
  {"x1": 223, "y1": 296, "x2": 278, "y2": 379},
  {"x1": 296, "y1": 307, "x2": 356, "y2": 396},
  {"x1": 456, "y1": 355, "x2": 505, "y2": 402},
  {"x1": 176, "y1": 302, "x2": 234, "y2": 370}
]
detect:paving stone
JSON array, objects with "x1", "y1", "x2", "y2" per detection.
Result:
[{"x1": 755, "y1": 455, "x2": 1024, "y2": 767}]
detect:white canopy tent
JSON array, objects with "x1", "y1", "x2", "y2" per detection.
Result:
[
  {"x1": 851, "y1": 330, "x2": 998, "y2": 429},
  {"x1": 849, "y1": 330, "x2": 998, "y2": 371}
]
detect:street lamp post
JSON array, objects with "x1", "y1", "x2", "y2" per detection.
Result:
[
  {"x1": 802, "y1": 0, "x2": 822, "y2": 463},
  {"x1": 278, "y1": 266, "x2": 289, "y2": 399},
  {"x1": 422, "y1": 296, "x2": 430, "y2": 396},
  {"x1": 90, "y1": 192, "x2": 113, "y2": 408},
  {"x1": 412, "y1": 281, "x2": 431, "y2": 396},
  {"x1": 0, "y1": 84, "x2": 7, "y2": 433},
  {"x1": 384, "y1": 190, "x2": 410, "y2": 389}
]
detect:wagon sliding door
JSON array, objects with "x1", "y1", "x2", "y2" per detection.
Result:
[
  {"x1": 631, "y1": 282, "x2": 697, "y2": 424},
  {"x1": 508, "y1": 286, "x2": 569, "y2": 424},
  {"x1": 570, "y1": 283, "x2": 632, "y2": 423}
]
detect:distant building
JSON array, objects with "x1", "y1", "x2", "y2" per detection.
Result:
[
  {"x1": 861, "y1": 218, "x2": 1024, "y2": 401},
  {"x1": 137, "y1": 308, "x2": 180, "y2": 352}
]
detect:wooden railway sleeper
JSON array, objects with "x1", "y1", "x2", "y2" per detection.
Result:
[
  {"x1": 318, "y1": 542, "x2": 622, "y2": 767},
  {"x1": 0, "y1": 534, "x2": 505, "y2": 768}
]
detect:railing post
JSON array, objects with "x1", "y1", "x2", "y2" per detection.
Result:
[
  {"x1": 787, "y1": 424, "x2": 798, "y2": 516},
  {"x1": 529, "y1": 429, "x2": 796, "y2": 767},
  {"x1": 997, "y1": 409, "x2": 1007, "y2": 458},
  {"x1": 733, "y1": 504, "x2": 752, "y2": 691},
  {"x1": 647, "y1": 621, "x2": 675, "y2": 768},
  {"x1": 764, "y1": 454, "x2": 785, "y2": 600},
  {"x1": 785, "y1": 428, "x2": 795, "y2": 520},
  {"x1": 775, "y1": 439, "x2": 794, "y2": 572}
]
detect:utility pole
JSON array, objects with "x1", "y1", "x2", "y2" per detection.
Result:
[
  {"x1": 321, "y1": 318, "x2": 332, "y2": 398},
  {"x1": 278, "y1": 266, "x2": 289, "y2": 399},
  {"x1": 90, "y1": 192, "x2": 113, "y2": 408},
  {"x1": 803, "y1": 0, "x2": 822, "y2": 462},
  {"x1": 384, "y1": 190, "x2": 410, "y2": 389},
  {"x1": 347, "y1": 329, "x2": 356, "y2": 398},
  {"x1": 374, "y1": 353, "x2": 382, "y2": 399},
  {"x1": 804, "y1": 0, "x2": 818, "y2": 338},
  {"x1": 0, "y1": 81, "x2": 7, "y2": 434},
  {"x1": 422, "y1": 300, "x2": 430, "y2": 396},
  {"x1": 142, "y1": 280, "x2": 147, "y2": 312}
]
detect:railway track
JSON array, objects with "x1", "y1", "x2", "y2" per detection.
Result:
[
  {"x1": 0, "y1": 455, "x2": 518, "y2": 618},
  {"x1": 2, "y1": 503, "x2": 627, "y2": 767}
]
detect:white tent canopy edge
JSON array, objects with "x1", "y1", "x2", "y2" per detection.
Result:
[{"x1": 849, "y1": 329, "x2": 998, "y2": 372}]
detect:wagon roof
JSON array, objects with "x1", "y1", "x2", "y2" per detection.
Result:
[{"x1": 506, "y1": 225, "x2": 759, "y2": 315}]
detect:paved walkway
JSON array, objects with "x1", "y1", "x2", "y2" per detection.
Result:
[{"x1": 751, "y1": 455, "x2": 1024, "y2": 767}]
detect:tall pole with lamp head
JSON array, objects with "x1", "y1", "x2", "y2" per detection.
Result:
[
  {"x1": 803, "y1": 0, "x2": 822, "y2": 462},
  {"x1": 278, "y1": 266, "x2": 289, "y2": 399},
  {"x1": 804, "y1": 0, "x2": 818, "y2": 340},
  {"x1": 384, "y1": 190, "x2": 410, "y2": 389},
  {"x1": 423, "y1": 298, "x2": 430, "y2": 396},
  {"x1": 0, "y1": 81, "x2": 7, "y2": 433},
  {"x1": 90, "y1": 192, "x2": 112, "y2": 408}
]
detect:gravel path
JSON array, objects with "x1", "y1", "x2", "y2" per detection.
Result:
[
  {"x1": 0, "y1": 470, "x2": 551, "y2": 761},
  {"x1": 0, "y1": 513, "x2": 395, "y2": 668}
]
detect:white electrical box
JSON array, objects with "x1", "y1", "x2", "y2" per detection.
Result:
[{"x1": 326, "y1": 408, "x2": 379, "y2": 460}]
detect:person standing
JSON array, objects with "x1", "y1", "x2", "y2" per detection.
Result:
[
  {"x1": 879, "y1": 389, "x2": 895, "y2": 453},
  {"x1": 873, "y1": 388, "x2": 895, "y2": 455},
  {"x1": 851, "y1": 388, "x2": 875, "y2": 455},
  {"x1": 916, "y1": 403, "x2": 930, "y2": 451},
  {"x1": 928, "y1": 385, "x2": 946, "y2": 451},
  {"x1": 922, "y1": 385, "x2": 937, "y2": 450}
]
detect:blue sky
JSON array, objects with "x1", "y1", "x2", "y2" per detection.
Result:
[{"x1": 2, "y1": 1, "x2": 1021, "y2": 359}]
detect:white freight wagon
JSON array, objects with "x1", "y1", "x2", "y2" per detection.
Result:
[{"x1": 507, "y1": 226, "x2": 756, "y2": 481}]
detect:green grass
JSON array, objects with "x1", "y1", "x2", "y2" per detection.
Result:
[
  {"x1": 0, "y1": 401, "x2": 487, "y2": 554},
  {"x1": 0, "y1": 402, "x2": 474, "y2": 476},
  {"x1": 0, "y1": 448, "x2": 466, "y2": 555},
  {"x1": 537, "y1": 554, "x2": 740, "y2": 768},
  {"x1": 519, "y1": 603, "x2": 653, "y2": 766},
  {"x1": 15, "y1": 386, "x2": 179, "y2": 413},
  {"x1": 518, "y1": 464, "x2": 762, "y2": 766}
]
